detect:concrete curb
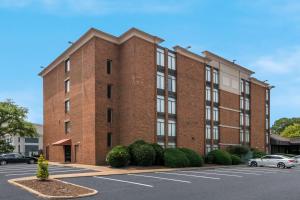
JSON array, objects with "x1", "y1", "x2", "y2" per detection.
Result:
[{"x1": 8, "y1": 178, "x2": 98, "y2": 199}]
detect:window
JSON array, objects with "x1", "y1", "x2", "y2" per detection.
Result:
[
  {"x1": 168, "y1": 120, "x2": 176, "y2": 136},
  {"x1": 206, "y1": 86, "x2": 211, "y2": 101},
  {"x1": 206, "y1": 145, "x2": 212, "y2": 154},
  {"x1": 25, "y1": 138, "x2": 39, "y2": 143},
  {"x1": 206, "y1": 106, "x2": 211, "y2": 120},
  {"x1": 168, "y1": 142, "x2": 176, "y2": 148},
  {"x1": 65, "y1": 100, "x2": 70, "y2": 113},
  {"x1": 206, "y1": 66, "x2": 211, "y2": 82},
  {"x1": 107, "y1": 85, "x2": 112, "y2": 99},
  {"x1": 213, "y1": 107, "x2": 219, "y2": 122},
  {"x1": 240, "y1": 96, "x2": 244, "y2": 110},
  {"x1": 157, "y1": 118, "x2": 165, "y2": 136},
  {"x1": 206, "y1": 125, "x2": 211, "y2": 139},
  {"x1": 212, "y1": 145, "x2": 218, "y2": 150},
  {"x1": 266, "y1": 89, "x2": 269, "y2": 101},
  {"x1": 157, "y1": 95, "x2": 165, "y2": 113},
  {"x1": 213, "y1": 89, "x2": 218, "y2": 103},
  {"x1": 65, "y1": 59, "x2": 70, "y2": 73},
  {"x1": 245, "y1": 130, "x2": 250, "y2": 143},
  {"x1": 65, "y1": 121, "x2": 71, "y2": 134},
  {"x1": 245, "y1": 98, "x2": 250, "y2": 110},
  {"x1": 240, "y1": 129, "x2": 244, "y2": 143},
  {"x1": 157, "y1": 48, "x2": 164, "y2": 66},
  {"x1": 213, "y1": 126, "x2": 219, "y2": 140},
  {"x1": 213, "y1": 69, "x2": 219, "y2": 84},
  {"x1": 245, "y1": 81, "x2": 250, "y2": 94},
  {"x1": 240, "y1": 113, "x2": 244, "y2": 126},
  {"x1": 245, "y1": 114, "x2": 250, "y2": 126},
  {"x1": 266, "y1": 133, "x2": 269, "y2": 144},
  {"x1": 168, "y1": 97, "x2": 176, "y2": 114},
  {"x1": 168, "y1": 52, "x2": 176, "y2": 70},
  {"x1": 266, "y1": 118, "x2": 269, "y2": 129},
  {"x1": 240, "y1": 80, "x2": 244, "y2": 93},
  {"x1": 107, "y1": 133, "x2": 112, "y2": 147},
  {"x1": 266, "y1": 104, "x2": 269, "y2": 115},
  {"x1": 65, "y1": 79, "x2": 70, "y2": 93},
  {"x1": 107, "y1": 60, "x2": 112, "y2": 74},
  {"x1": 107, "y1": 108, "x2": 112, "y2": 123},
  {"x1": 168, "y1": 75, "x2": 176, "y2": 92},
  {"x1": 157, "y1": 72, "x2": 165, "y2": 90}
]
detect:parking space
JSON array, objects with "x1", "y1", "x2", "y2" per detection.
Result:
[{"x1": 62, "y1": 166, "x2": 300, "y2": 200}]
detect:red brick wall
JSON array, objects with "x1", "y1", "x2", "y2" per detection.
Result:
[{"x1": 177, "y1": 54, "x2": 205, "y2": 155}]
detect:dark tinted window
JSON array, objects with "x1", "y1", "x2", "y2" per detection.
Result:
[
  {"x1": 107, "y1": 60, "x2": 112, "y2": 74},
  {"x1": 25, "y1": 138, "x2": 39, "y2": 143}
]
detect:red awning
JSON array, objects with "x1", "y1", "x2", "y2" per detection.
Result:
[{"x1": 52, "y1": 139, "x2": 71, "y2": 146}]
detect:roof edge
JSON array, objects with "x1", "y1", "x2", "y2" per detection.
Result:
[{"x1": 173, "y1": 45, "x2": 210, "y2": 64}]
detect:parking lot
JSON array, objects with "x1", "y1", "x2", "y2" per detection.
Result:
[
  {"x1": 63, "y1": 166, "x2": 300, "y2": 200},
  {"x1": 0, "y1": 163, "x2": 97, "y2": 199}
]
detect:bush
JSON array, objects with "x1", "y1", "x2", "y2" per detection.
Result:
[
  {"x1": 164, "y1": 148, "x2": 190, "y2": 168},
  {"x1": 106, "y1": 145, "x2": 130, "y2": 168},
  {"x1": 36, "y1": 155, "x2": 49, "y2": 181},
  {"x1": 179, "y1": 148, "x2": 203, "y2": 167},
  {"x1": 128, "y1": 140, "x2": 147, "y2": 165},
  {"x1": 251, "y1": 148, "x2": 266, "y2": 158},
  {"x1": 133, "y1": 144, "x2": 156, "y2": 166},
  {"x1": 206, "y1": 150, "x2": 232, "y2": 165},
  {"x1": 231, "y1": 154, "x2": 241, "y2": 165},
  {"x1": 226, "y1": 146, "x2": 250, "y2": 157},
  {"x1": 151, "y1": 143, "x2": 164, "y2": 165}
]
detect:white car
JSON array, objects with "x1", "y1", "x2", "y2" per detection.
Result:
[
  {"x1": 248, "y1": 155, "x2": 296, "y2": 169},
  {"x1": 293, "y1": 155, "x2": 300, "y2": 164}
]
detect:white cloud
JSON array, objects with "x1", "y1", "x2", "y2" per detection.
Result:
[
  {"x1": 0, "y1": 0, "x2": 195, "y2": 15},
  {"x1": 253, "y1": 47, "x2": 300, "y2": 74}
]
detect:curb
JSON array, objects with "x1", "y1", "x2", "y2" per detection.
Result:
[{"x1": 8, "y1": 178, "x2": 98, "y2": 199}]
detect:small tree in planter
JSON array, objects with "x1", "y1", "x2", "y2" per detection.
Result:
[{"x1": 36, "y1": 155, "x2": 49, "y2": 181}]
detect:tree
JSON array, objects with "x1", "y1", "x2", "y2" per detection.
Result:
[
  {"x1": 271, "y1": 117, "x2": 300, "y2": 135},
  {"x1": 36, "y1": 155, "x2": 49, "y2": 181},
  {"x1": 0, "y1": 140, "x2": 14, "y2": 153},
  {"x1": 0, "y1": 100, "x2": 37, "y2": 138},
  {"x1": 281, "y1": 124, "x2": 300, "y2": 138}
]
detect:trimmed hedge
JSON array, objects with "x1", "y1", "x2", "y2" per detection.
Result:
[
  {"x1": 206, "y1": 150, "x2": 232, "y2": 165},
  {"x1": 106, "y1": 145, "x2": 130, "y2": 168},
  {"x1": 179, "y1": 148, "x2": 203, "y2": 167},
  {"x1": 251, "y1": 148, "x2": 266, "y2": 158},
  {"x1": 151, "y1": 143, "x2": 164, "y2": 165},
  {"x1": 164, "y1": 148, "x2": 190, "y2": 168},
  {"x1": 128, "y1": 140, "x2": 147, "y2": 165},
  {"x1": 133, "y1": 144, "x2": 156, "y2": 166},
  {"x1": 231, "y1": 154, "x2": 241, "y2": 165},
  {"x1": 226, "y1": 146, "x2": 249, "y2": 157}
]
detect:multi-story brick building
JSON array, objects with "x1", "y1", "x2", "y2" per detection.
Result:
[{"x1": 39, "y1": 28, "x2": 271, "y2": 165}]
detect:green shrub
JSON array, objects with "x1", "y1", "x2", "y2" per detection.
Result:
[
  {"x1": 231, "y1": 154, "x2": 241, "y2": 165},
  {"x1": 226, "y1": 146, "x2": 249, "y2": 157},
  {"x1": 151, "y1": 143, "x2": 164, "y2": 165},
  {"x1": 133, "y1": 144, "x2": 156, "y2": 166},
  {"x1": 106, "y1": 145, "x2": 130, "y2": 168},
  {"x1": 36, "y1": 155, "x2": 49, "y2": 181},
  {"x1": 206, "y1": 150, "x2": 232, "y2": 165},
  {"x1": 128, "y1": 140, "x2": 147, "y2": 165},
  {"x1": 164, "y1": 148, "x2": 190, "y2": 168},
  {"x1": 251, "y1": 148, "x2": 266, "y2": 158},
  {"x1": 179, "y1": 148, "x2": 203, "y2": 167}
]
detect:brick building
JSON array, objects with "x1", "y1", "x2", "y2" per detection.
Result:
[{"x1": 39, "y1": 28, "x2": 271, "y2": 165}]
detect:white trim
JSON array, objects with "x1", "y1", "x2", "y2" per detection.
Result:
[
  {"x1": 219, "y1": 124, "x2": 241, "y2": 130},
  {"x1": 219, "y1": 106, "x2": 240, "y2": 113},
  {"x1": 219, "y1": 143, "x2": 241, "y2": 146}
]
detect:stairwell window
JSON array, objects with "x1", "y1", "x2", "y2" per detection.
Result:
[
  {"x1": 168, "y1": 97, "x2": 176, "y2": 114},
  {"x1": 65, "y1": 59, "x2": 70, "y2": 73},
  {"x1": 213, "y1": 89, "x2": 219, "y2": 103},
  {"x1": 157, "y1": 72, "x2": 165, "y2": 90},
  {"x1": 168, "y1": 75, "x2": 176, "y2": 92},
  {"x1": 240, "y1": 96, "x2": 244, "y2": 110},
  {"x1": 107, "y1": 60, "x2": 112, "y2": 74},
  {"x1": 206, "y1": 125, "x2": 211, "y2": 139},
  {"x1": 65, "y1": 79, "x2": 70, "y2": 94},
  {"x1": 206, "y1": 106, "x2": 211, "y2": 120},
  {"x1": 107, "y1": 108, "x2": 112, "y2": 123},
  {"x1": 168, "y1": 120, "x2": 176, "y2": 136},
  {"x1": 213, "y1": 126, "x2": 219, "y2": 140},
  {"x1": 213, "y1": 108, "x2": 219, "y2": 122}
]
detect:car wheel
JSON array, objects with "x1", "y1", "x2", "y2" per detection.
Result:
[
  {"x1": 277, "y1": 162, "x2": 285, "y2": 169},
  {"x1": 250, "y1": 161, "x2": 258, "y2": 167},
  {"x1": 0, "y1": 161, "x2": 7, "y2": 165},
  {"x1": 29, "y1": 159, "x2": 35, "y2": 164}
]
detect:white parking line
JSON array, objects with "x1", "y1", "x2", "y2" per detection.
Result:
[
  {"x1": 156, "y1": 172, "x2": 220, "y2": 180},
  {"x1": 217, "y1": 168, "x2": 276, "y2": 174},
  {"x1": 93, "y1": 176, "x2": 153, "y2": 188},
  {"x1": 180, "y1": 171, "x2": 243, "y2": 178},
  {"x1": 211, "y1": 170, "x2": 261, "y2": 175},
  {"x1": 128, "y1": 174, "x2": 191, "y2": 183},
  {"x1": 232, "y1": 167, "x2": 291, "y2": 173},
  {"x1": 5, "y1": 169, "x2": 89, "y2": 176}
]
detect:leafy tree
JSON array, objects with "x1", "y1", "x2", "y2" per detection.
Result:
[
  {"x1": 0, "y1": 140, "x2": 14, "y2": 153},
  {"x1": 271, "y1": 118, "x2": 300, "y2": 135},
  {"x1": 0, "y1": 100, "x2": 37, "y2": 138},
  {"x1": 281, "y1": 124, "x2": 300, "y2": 138}
]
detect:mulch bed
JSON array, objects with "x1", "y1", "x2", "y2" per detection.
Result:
[{"x1": 16, "y1": 179, "x2": 94, "y2": 198}]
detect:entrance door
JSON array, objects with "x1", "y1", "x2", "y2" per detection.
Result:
[{"x1": 64, "y1": 145, "x2": 71, "y2": 162}]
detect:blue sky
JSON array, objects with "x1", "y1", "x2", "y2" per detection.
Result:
[{"x1": 0, "y1": 0, "x2": 299, "y2": 125}]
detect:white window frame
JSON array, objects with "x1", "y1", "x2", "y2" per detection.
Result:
[
  {"x1": 245, "y1": 114, "x2": 250, "y2": 126},
  {"x1": 213, "y1": 69, "x2": 219, "y2": 84},
  {"x1": 157, "y1": 118, "x2": 165, "y2": 136},
  {"x1": 206, "y1": 66, "x2": 211, "y2": 82},
  {"x1": 213, "y1": 89, "x2": 218, "y2": 103},
  {"x1": 157, "y1": 72, "x2": 165, "y2": 90},
  {"x1": 213, "y1": 107, "x2": 219, "y2": 122},
  {"x1": 240, "y1": 96, "x2": 244, "y2": 110},
  {"x1": 157, "y1": 48, "x2": 165, "y2": 66},
  {"x1": 213, "y1": 126, "x2": 219, "y2": 140},
  {"x1": 240, "y1": 80, "x2": 244, "y2": 93},
  {"x1": 168, "y1": 75, "x2": 176, "y2": 92},
  {"x1": 206, "y1": 86, "x2": 211, "y2": 101},
  {"x1": 168, "y1": 97, "x2": 176, "y2": 114},
  {"x1": 206, "y1": 106, "x2": 211, "y2": 120},
  {"x1": 245, "y1": 81, "x2": 250, "y2": 94},
  {"x1": 206, "y1": 125, "x2": 211, "y2": 139},
  {"x1": 157, "y1": 95, "x2": 165, "y2": 113},
  {"x1": 245, "y1": 98, "x2": 250, "y2": 110},
  {"x1": 168, "y1": 119, "x2": 176, "y2": 136},
  {"x1": 168, "y1": 52, "x2": 176, "y2": 70},
  {"x1": 240, "y1": 113, "x2": 244, "y2": 126}
]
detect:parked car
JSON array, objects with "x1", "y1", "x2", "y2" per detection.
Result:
[
  {"x1": 0, "y1": 153, "x2": 37, "y2": 165},
  {"x1": 293, "y1": 155, "x2": 300, "y2": 164},
  {"x1": 248, "y1": 155, "x2": 296, "y2": 168}
]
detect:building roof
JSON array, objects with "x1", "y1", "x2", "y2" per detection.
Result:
[{"x1": 270, "y1": 134, "x2": 300, "y2": 145}]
